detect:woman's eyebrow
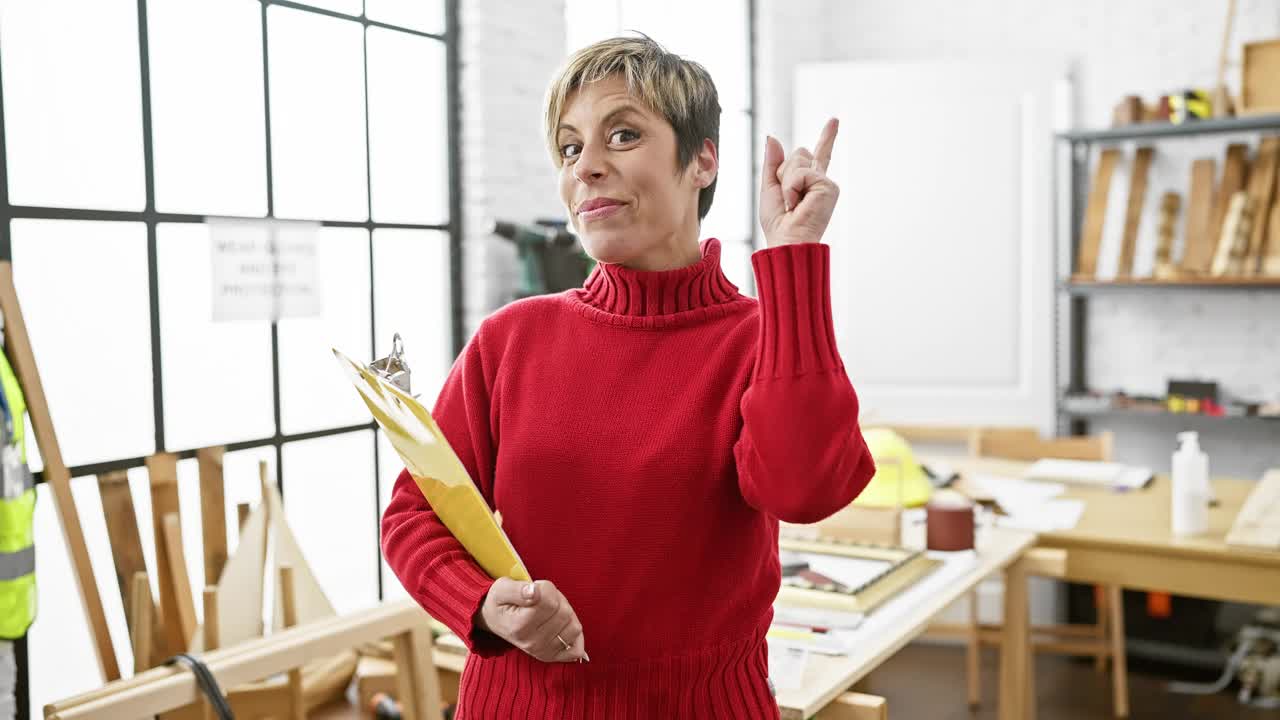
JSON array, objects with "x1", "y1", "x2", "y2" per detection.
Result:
[{"x1": 557, "y1": 104, "x2": 645, "y2": 134}]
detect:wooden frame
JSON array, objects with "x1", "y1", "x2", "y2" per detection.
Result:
[
  {"x1": 43, "y1": 600, "x2": 441, "y2": 720},
  {"x1": 778, "y1": 539, "x2": 942, "y2": 614}
]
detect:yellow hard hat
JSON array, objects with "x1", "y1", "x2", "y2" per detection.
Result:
[{"x1": 852, "y1": 428, "x2": 934, "y2": 508}]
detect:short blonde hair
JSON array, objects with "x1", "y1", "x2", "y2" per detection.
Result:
[{"x1": 545, "y1": 34, "x2": 721, "y2": 220}]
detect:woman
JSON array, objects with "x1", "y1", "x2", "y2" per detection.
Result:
[{"x1": 382, "y1": 35, "x2": 875, "y2": 718}]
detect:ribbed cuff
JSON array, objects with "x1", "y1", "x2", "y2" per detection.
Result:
[
  {"x1": 751, "y1": 242, "x2": 841, "y2": 377},
  {"x1": 431, "y1": 557, "x2": 507, "y2": 657}
]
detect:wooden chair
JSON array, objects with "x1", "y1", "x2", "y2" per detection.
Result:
[{"x1": 966, "y1": 427, "x2": 1129, "y2": 718}]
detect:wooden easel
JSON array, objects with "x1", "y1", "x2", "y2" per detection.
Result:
[{"x1": 0, "y1": 261, "x2": 120, "y2": 681}]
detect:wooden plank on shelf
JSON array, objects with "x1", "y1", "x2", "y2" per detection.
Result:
[
  {"x1": 1077, "y1": 149, "x2": 1121, "y2": 278},
  {"x1": 1208, "y1": 144, "x2": 1250, "y2": 264},
  {"x1": 1244, "y1": 137, "x2": 1279, "y2": 273},
  {"x1": 1180, "y1": 158, "x2": 1217, "y2": 273},
  {"x1": 1265, "y1": 200, "x2": 1280, "y2": 276},
  {"x1": 0, "y1": 262, "x2": 120, "y2": 681},
  {"x1": 148, "y1": 453, "x2": 187, "y2": 656},
  {"x1": 1211, "y1": 192, "x2": 1254, "y2": 276},
  {"x1": 197, "y1": 446, "x2": 228, "y2": 587},
  {"x1": 1117, "y1": 146, "x2": 1154, "y2": 277}
]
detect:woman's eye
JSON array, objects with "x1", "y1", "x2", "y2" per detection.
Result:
[
  {"x1": 560, "y1": 143, "x2": 582, "y2": 159},
  {"x1": 609, "y1": 129, "x2": 639, "y2": 144}
]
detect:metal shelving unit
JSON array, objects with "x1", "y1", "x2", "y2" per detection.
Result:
[{"x1": 1054, "y1": 113, "x2": 1280, "y2": 436}]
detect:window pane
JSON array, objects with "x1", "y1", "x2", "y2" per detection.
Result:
[
  {"x1": 367, "y1": 27, "x2": 447, "y2": 225},
  {"x1": 11, "y1": 220, "x2": 154, "y2": 469},
  {"x1": 377, "y1": 431, "x2": 409, "y2": 600},
  {"x1": 148, "y1": 0, "x2": 267, "y2": 216},
  {"x1": 278, "y1": 228, "x2": 372, "y2": 434},
  {"x1": 28, "y1": 477, "x2": 134, "y2": 716},
  {"x1": 287, "y1": 0, "x2": 361, "y2": 15},
  {"x1": 158, "y1": 223, "x2": 275, "y2": 451},
  {"x1": 0, "y1": 0, "x2": 144, "y2": 210},
  {"x1": 267, "y1": 6, "x2": 368, "y2": 221},
  {"x1": 366, "y1": 0, "x2": 445, "y2": 35},
  {"x1": 372, "y1": 230, "x2": 451, "y2": 403},
  {"x1": 282, "y1": 430, "x2": 378, "y2": 614}
]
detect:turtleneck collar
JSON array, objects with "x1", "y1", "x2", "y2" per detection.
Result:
[{"x1": 570, "y1": 238, "x2": 745, "y2": 326}]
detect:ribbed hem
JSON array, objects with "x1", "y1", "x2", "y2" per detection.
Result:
[
  {"x1": 455, "y1": 625, "x2": 778, "y2": 719},
  {"x1": 571, "y1": 238, "x2": 747, "y2": 328},
  {"x1": 428, "y1": 555, "x2": 505, "y2": 657},
  {"x1": 751, "y1": 242, "x2": 841, "y2": 377}
]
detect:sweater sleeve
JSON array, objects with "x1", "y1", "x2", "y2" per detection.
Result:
[
  {"x1": 380, "y1": 328, "x2": 510, "y2": 657},
  {"x1": 734, "y1": 242, "x2": 877, "y2": 523}
]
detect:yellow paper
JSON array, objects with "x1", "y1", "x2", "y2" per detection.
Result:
[{"x1": 333, "y1": 348, "x2": 531, "y2": 582}]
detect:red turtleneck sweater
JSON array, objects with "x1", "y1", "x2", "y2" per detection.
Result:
[{"x1": 381, "y1": 238, "x2": 875, "y2": 719}]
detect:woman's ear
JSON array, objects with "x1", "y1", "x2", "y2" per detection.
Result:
[{"x1": 693, "y1": 138, "x2": 718, "y2": 189}]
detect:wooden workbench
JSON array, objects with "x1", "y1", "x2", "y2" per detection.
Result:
[
  {"x1": 951, "y1": 456, "x2": 1280, "y2": 719},
  {"x1": 953, "y1": 456, "x2": 1280, "y2": 604}
]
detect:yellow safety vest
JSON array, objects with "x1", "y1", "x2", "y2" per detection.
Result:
[{"x1": 0, "y1": 348, "x2": 34, "y2": 639}]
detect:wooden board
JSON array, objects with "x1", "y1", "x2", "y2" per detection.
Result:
[
  {"x1": 1266, "y1": 201, "x2": 1280, "y2": 276},
  {"x1": 197, "y1": 446, "x2": 228, "y2": 587},
  {"x1": 147, "y1": 453, "x2": 187, "y2": 656},
  {"x1": 1242, "y1": 40, "x2": 1280, "y2": 115},
  {"x1": 1208, "y1": 144, "x2": 1249, "y2": 260},
  {"x1": 1180, "y1": 158, "x2": 1218, "y2": 273},
  {"x1": 1244, "y1": 137, "x2": 1279, "y2": 273},
  {"x1": 1212, "y1": 192, "x2": 1254, "y2": 276},
  {"x1": 1117, "y1": 147, "x2": 1154, "y2": 277},
  {"x1": 191, "y1": 498, "x2": 267, "y2": 651},
  {"x1": 97, "y1": 471, "x2": 148, "y2": 639},
  {"x1": 97, "y1": 470, "x2": 168, "y2": 666},
  {"x1": 0, "y1": 262, "x2": 120, "y2": 681},
  {"x1": 161, "y1": 513, "x2": 198, "y2": 651},
  {"x1": 130, "y1": 572, "x2": 153, "y2": 673},
  {"x1": 1077, "y1": 149, "x2": 1120, "y2": 277}
]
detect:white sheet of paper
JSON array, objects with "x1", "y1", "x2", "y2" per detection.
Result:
[
  {"x1": 973, "y1": 474, "x2": 1066, "y2": 512},
  {"x1": 996, "y1": 498, "x2": 1086, "y2": 532},
  {"x1": 801, "y1": 553, "x2": 894, "y2": 591},
  {"x1": 768, "y1": 645, "x2": 809, "y2": 690}
]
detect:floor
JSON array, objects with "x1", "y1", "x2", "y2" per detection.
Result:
[{"x1": 858, "y1": 643, "x2": 1276, "y2": 720}]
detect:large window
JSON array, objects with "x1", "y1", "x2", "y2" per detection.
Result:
[
  {"x1": 0, "y1": 0, "x2": 455, "y2": 711},
  {"x1": 564, "y1": 0, "x2": 757, "y2": 292}
]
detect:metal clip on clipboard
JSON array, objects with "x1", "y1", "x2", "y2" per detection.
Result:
[{"x1": 369, "y1": 333, "x2": 412, "y2": 395}]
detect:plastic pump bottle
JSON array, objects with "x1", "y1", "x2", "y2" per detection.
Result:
[{"x1": 1171, "y1": 431, "x2": 1209, "y2": 536}]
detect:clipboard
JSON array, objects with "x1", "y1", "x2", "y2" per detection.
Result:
[{"x1": 333, "y1": 346, "x2": 531, "y2": 582}]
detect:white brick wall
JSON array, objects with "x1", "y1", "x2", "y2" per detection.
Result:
[
  {"x1": 759, "y1": 0, "x2": 1280, "y2": 478},
  {"x1": 459, "y1": 0, "x2": 567, "y2": 336}
]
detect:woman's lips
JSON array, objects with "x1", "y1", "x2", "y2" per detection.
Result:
[{"x1": 578, "y1": 202, "x2": 625, "y2": 222}]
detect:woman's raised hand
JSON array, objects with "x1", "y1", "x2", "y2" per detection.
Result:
[
  {"x1": 478, "y1": 578, "x2": 589, "y2": 663},
  {"x1": 759, "y1": 117, "x2": 840, "y2": 248}
]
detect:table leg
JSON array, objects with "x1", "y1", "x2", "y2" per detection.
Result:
[{"x1": 998, "y1": 557, "x2": 1033, "y2": 720}]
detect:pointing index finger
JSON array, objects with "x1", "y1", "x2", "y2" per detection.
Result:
[{"x1": 814, "y1": 118, "x2": 838, "y2": 173}]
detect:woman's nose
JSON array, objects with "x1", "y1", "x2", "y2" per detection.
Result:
[{"x1": 573, "y1": 144, "x2": 607, "y2": 183}]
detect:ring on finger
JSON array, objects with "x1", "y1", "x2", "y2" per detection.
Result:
[{"x1": 556, "y1": 634, "x2": 572, "y2": 652}]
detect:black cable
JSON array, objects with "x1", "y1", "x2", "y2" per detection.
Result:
[{"x1": 164, "y1": 654, "x2": 235, "y2": 720}]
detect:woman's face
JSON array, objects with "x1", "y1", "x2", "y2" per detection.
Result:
[{"x1": 556, "y1": 75, "x2": 716, "y2": 270}]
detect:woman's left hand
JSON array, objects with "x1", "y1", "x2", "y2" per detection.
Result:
[{"x1": 759, "y1": 118, "x2": 840, "y2": 248}]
